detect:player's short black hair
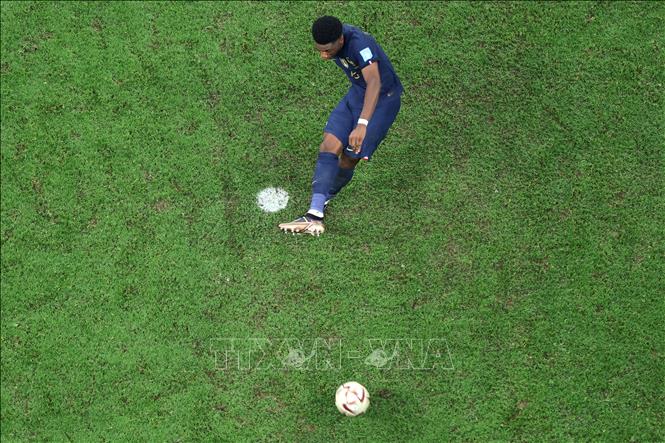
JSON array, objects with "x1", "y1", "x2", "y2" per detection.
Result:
[{"x1": 312, "y1": 16, "x2": 343, "y2": 45}]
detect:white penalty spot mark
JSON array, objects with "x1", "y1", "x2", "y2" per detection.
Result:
[{"x1": 256, "y1": 187, "x2": 289, "y2": 213}]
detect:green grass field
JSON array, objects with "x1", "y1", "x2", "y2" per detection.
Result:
[{"x1": 1, "y1": 1, "x2": 664, "y2": 441}]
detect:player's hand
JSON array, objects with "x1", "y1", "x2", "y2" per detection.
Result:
[{"x1": 348, "y1": 125, "x2": 367, "y2": 154}]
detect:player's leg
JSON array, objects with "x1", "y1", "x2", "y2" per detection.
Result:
[
  {"x1": 326, "y1": 152, "x2": 360, "y2": 204},
  {"x1": 278, "y1": 134, "x2": 343, "y2": 236},
  {"x1": 279, "y1": 94, "x2": 353, "y2": 235},
  {"x1": 307, "y1": 133, "x2": 344, "y2": 217}
]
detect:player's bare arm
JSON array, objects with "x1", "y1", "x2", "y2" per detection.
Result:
[{"x1": 349, "y1": 62, "x2": 381, "y2": 153}]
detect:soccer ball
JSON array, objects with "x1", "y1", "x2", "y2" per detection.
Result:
[{"x1": 335, "y1": 381, "x2": 370, "y2": 416}]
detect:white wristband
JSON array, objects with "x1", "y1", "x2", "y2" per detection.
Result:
[{"x1": 357, "y1": 118, "x2": 369, "y2": 126}]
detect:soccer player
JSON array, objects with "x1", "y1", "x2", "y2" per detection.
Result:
[{"x1": 279, "y1": 16, "x2": 403, "y2": 236}]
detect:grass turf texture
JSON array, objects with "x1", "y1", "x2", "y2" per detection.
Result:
[{"x1": 1, "y1": 1, "x2": 664, "y2": 441}]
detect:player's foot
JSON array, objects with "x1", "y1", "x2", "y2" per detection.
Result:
[{"x1": 279, "y1": 214, "x2": 325, "y2": 236}]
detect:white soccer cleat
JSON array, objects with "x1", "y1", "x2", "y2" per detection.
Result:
[{"x1": 278, "y1": 215, "x2": 325, "y2": 236}]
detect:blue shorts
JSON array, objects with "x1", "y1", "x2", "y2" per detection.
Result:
[{"x1": 324, "y1": 86, "x2": 402, "y2": 160}]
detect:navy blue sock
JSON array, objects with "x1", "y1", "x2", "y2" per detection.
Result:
[
  {"x1": 308, "y1": 152, "x2": 339, "y2": 217},
  {"x1": 327, "y1": 166, "x2": 355, "y2": 201}
]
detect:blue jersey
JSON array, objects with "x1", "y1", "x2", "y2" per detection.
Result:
[{"x1": 333, "y1": 24, "x2": 403, "y2": 96}]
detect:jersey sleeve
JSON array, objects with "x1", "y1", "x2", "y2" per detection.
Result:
[{"x1": 349, "y1": 36, "x2": 380, "y2": 70}]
